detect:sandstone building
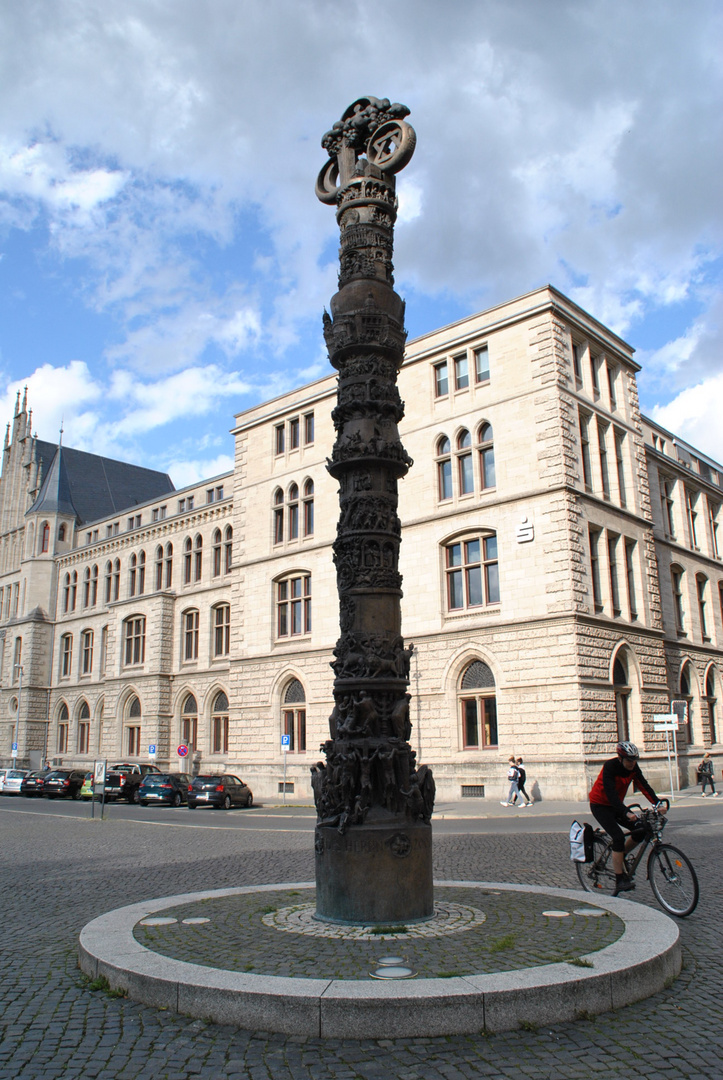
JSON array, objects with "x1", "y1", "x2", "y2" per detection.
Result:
[{"x1": 1, "y1": 286, "x2": 721, "y2": 800}]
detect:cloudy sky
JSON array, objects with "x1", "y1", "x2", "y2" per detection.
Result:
[{"x1": 0, "y1": 0, "x2": 721, "y2": 487}]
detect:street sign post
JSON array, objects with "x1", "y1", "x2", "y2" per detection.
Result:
[
  {"x1": 281, "y1": 734, "x2": 290, "y2": 805},
  {"x1": 11, "y1": 742, "x2": 18, "y2": 758},
  {"x1": 149, "y1": 743, "x2": 156, "y2": 761},
  {"x1": 177, "y1": 744, "x2": 189, "y2": 758},
  {"x1": 93, "y1": 759, "x2": 107, "y2": 820},
  {"x1": 654, "y1": 713, "x2": 679, "y2": 799}
]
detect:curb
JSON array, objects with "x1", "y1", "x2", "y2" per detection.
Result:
[{"x1": 78, "y1": 880, "x2": 681, "y2": 1038}]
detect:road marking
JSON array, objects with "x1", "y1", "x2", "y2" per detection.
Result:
[{"x1": 0, "y1": 806, "x2": 311, "y2": 832}]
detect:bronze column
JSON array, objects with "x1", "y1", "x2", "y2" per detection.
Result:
[{"x1": 313, "y1": 97, "x2": 434, "y2": 924}]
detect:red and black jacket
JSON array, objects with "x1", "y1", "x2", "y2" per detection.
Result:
[{"x1": 589, "y1": 757, "x2": 658, "y2": 816}]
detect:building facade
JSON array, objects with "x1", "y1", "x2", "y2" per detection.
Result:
[{"x1": 2, "y1": 287, "x2": 721, "y2": 800}]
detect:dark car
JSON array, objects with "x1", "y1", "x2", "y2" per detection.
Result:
[
  {"x1": 20, "y1": 771, "x2": 47, "y2": 797},
  {"x1": 42, "y1": 769, "x2": 85, "y2": 799},
  {"x1": 187, "y1": 774, "x2": 253, "y2": 810},
  {"x1": 139, "y1": 773, "x2": 191, "y2": 807}
]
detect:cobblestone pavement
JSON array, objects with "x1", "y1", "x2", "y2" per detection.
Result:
[
  {"x1": 1, "y1": 805, "x2": 721, "y2": 1080},
  {"x1": 134, "y1": 887, "x2": 622, "y2": 978}
]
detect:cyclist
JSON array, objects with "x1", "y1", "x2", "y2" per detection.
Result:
[{"x1": 589, "y1": 741, "x2": 665, "y2": 895}]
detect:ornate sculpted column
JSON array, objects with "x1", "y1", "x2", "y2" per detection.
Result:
[{"x1": 313, "y1": 97, "x2": 434, "y2": 924}]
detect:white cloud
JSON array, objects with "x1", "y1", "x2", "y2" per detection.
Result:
[
  {"x1": 651, "y1": 374, "x2": 723, "y2": 463},
  {"x1": 166, "y1": 454, "x2": 234, "y2": 491},
  {"x1": 0, "y1": 361, "x2": 102, "y2": 444},
  {"x1": 109, "y1": 364, "x2": 253, "y2": 436}
]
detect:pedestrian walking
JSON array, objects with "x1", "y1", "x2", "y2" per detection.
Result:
[
  {"x1": 515, "y1": 757, "x2": 532, "y2": 806},
  {"x1": 501, "y1": 756, "x2": 520, "y2": 806},
  {"x1": 699, "y1": 752, "x2": 718, "y2": 797}
]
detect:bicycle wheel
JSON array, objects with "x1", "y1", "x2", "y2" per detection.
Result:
[
  {"x1": 576, "y1": 835, "x2": 617, "y2": 895},
  {"x1": 648, "y1": 844, "x2": 699, "y2": 917}
]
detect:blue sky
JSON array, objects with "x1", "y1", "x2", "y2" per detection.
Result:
[{"x1": 0, "y1": 0, "x2": 721, "y2": 487}]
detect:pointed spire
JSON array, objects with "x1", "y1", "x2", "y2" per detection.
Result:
[
  {"x1": 21, "y1": 386, "x2": 28, "y2": 413},
  {"x1": 26, "y1": 409, "x2": 32, "y2": 439},
  {"x1": 26, "y1": 444, "x2": 77, "y2": 519},
  {"x1": 59, "y1": 419, "x2": 64, "y2": 446},
  {"x1": 14, "y1": 390, "x2": 20, "y2": 417},
  {"x1": 4, "y1": 423, "x2": 10, "y2": 450}
]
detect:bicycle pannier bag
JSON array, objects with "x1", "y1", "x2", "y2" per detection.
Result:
[{"x1": 569, "y1": 820, "x2": 595, "y2": 862}]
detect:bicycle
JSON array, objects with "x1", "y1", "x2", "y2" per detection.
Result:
[{"x1": 575, "y1": 804, "x2": 699, "y2": 917}]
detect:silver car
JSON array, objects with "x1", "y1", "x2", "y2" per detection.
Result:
[{"x1": 0, "y1": 769, "x2": 29, "y2": 794}]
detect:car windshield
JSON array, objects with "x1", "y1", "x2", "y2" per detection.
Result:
[
  {"x1": 46, "y1": 771, "x2": 69, "y2": 779},
  {"x1": 141, "y1": 775, "x2": 169, "y2": 785},
  {"x1": 7, "y1": 771, "x2": 26, "y2": 778},
  {"x1": 194, "y1": 776, "x2": 222, "y2": 789}
]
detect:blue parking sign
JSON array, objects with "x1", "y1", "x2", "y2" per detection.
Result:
[
  {"x1": 281, "y1": 734, "x2": 290, "y2": 750},
  {"x1": 148, "y1": 744, "x2": 156, "y2": 755}
]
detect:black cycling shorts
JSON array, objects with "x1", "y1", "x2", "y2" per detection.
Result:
[{"x1": 590, "y1": 804, "x2": 643, "y2": 852}]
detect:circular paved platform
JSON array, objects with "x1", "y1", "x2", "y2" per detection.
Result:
[{"x1": 78, "y1": 880, "x2": 681, "y2": 1038}]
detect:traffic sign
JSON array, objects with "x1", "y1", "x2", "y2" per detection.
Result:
[
  {"x1": 11, "y1": 742, "x2": 18, "y2": 756},
  {"x1": 94, "y1": 760, "x2": 106, "y2": 786},
  {"x1": 653, "y1": 713, "x2": 679, "y2": 731},
  {"x1": 654, "y1": 722, "x2": 679, "y2": 731},
  {"x1": 177, "y1": 744, "x2": 189, "y2": 758},
  {"x1": 281, "y1": 734, "x2": 290, "y2": 751},
  {"x1": 148, "y1": 744, "x2": 156, "y2": 756}
]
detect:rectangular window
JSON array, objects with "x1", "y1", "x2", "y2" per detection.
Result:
[
  {"x1": 590, "y1": 354, "x2": 600, "y2": 396},
  {"x1": 589, "y1": 528, "x2": 603, "y2": 612},
  {"x1": 78, "y1": 723, "x2": 90, "y2": 755},
  {"x1": 579, "y1": 411, "x2": 593, "y2": 490},
  {"x1": 459, "y1": 453, "x2": 474, "y2": 495},
  {"x1": 463, "y1": 699, "x2": 479, "y2": 747},
  {"x1": 82, "y1": 630, "x2": 94, "y2": 674},
  {"x1": 446, "y1": 536, "x2": 498, "y2": 610},
  {"x1": 206, "y1": 489, "x2": 215, "y2": 504},
  {"x1": 672, "y1": 569, "x2": 685, "y2": 632},
  {"x1": 454, "y1": 354, "x2": 469, "y2": 390},
  {"x1": 607, "y1": 532, "x2": 621, "y2": 616},
  {"x1": 686, "y1": 489, "x2": 699, "y2": 548},
  {"x1": 212, "y1": 716, "x2": 229, "y2": 754},
  {"x1": 152, "y1": 508, "x2": 159, "y2": 522},
  {"x1": 57, "y1": 724, "x2": 68, "y2": 754},
  {"x1": 606, "y1": 363, "x2": 617, "y2": 409},
  {"x1": 214, "y1": 605, "x2": 230, "y2": 657},
  {"x1": 127, "y1": 726, "x2": 141, "y2": 756},
  {"x1": 275, "y1": 423, "x2": 285, "y2": 455},
  {"x1": 624, "y1": 540, "x2": 637, "y2": 620},
  {"x1": 178, "y1": 499, "x2": 186, "y2": 513},
  {"x1": 124, "y1": 618, "x2": 146, "y2": 666},
  {"x1": 277, "y1": 576, "x2": 311, "y2": 637},
  {"x1": 697, "y1": 577, "x2": 710, "y2": 641},
  {"x1": 304, "y1": 412, "x2": 314, "y2": 444},
  {"x1": 661, "y1": 475, "x2": 675, "y2": 536},
  {"x1": 474, "y1": 346, "x2": 490, "y2": 384},
  {"x1": 434, "y1": 361, "x2": 449, "y2": 397},
  {"x1": 572, "y1": 342, "x2": 583, "y2": 383},
  {"x1": 288, "y1": 501, "x2": 299, "y2": 540},
  {"x1": 303, "y1": 496, "x2": 314, "y2": 537},
  {"x1": 461, "y1": 697, "x2": 497, "y2": 748},
  {"x1": 216, "y1": 486, "x2": 224, "y2": 501},
  {"x1": 438, "y1": 459, "x2": 452, "y2": 501},
  {"x1": 598, "y1": 422, "x2": 610, "y2": 499},
  {"x1": 61, "y1": 636, "x2": 72, "y2": 677},
  {"x1": 274, "y1": 506, "x2": 284, "y2": 544},
  {"x1": 184, "y1": 610, "x2": 199, "y2": 660},
  {"x1": 484, "y1": 536, "x2": 500, "y2": 604},
  {"x1": 614, "y1": 431, "x2": 627, "y2": 507},
  {"x1": 289, "y1": 417, "x2": 300, "y2": 449},
  {"x1": 708, "y1": 501, "x2": 720, "y2": 558},
  {"x1": 182, "y1": 717, "x2": 198, "y2": 752}
]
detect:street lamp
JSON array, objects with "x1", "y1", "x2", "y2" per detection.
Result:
[{"x1": 12, "y1": 664, "x2": 23, "y2": 762}]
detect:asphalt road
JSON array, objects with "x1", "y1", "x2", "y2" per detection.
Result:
[{"x1": 1, "y1": 791, "x2": 722, "y2": 1080}]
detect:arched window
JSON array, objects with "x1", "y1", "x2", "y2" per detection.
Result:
[
  {"x1": 63, "y1": 573, "x2": 71, "y2": 613},
  {"x1": 212, "y1": 691, "x2": 229, "y2": 754},
  {"x1": 83, "y1": 567, "x2": 91, "y2": 607},
  {"x1": 155, "y1": 545, "x2": 164, "y2": 591},
  {"x1": 78, "y1": 701, "x2": 91, "y2": 754},
  {"x1": 679, "y1": 664, "x2": 695, "y2": 745},
  {"x1": 138, "y1": 550, "x2": 146, "y2": 595},
  {"x1": 613, "y1": 654, "x2": 630, "y2": 742},
  {"x1": 165, "y1": 542, "x2": 173, "y2": 588},
  {"x1": 81, "y1": 629, "x2": 94, "y2": 675},
  {"x1": 212, "y1": 529, "x2": 222, "y2": 577},
  {"x1": 129, "y1": 554, "x2": 137, "y2": 597},
  {"x1": 181, "y1": 693, "x2": 198, "y2": 751},
  {"x1": 282, "y1": 679, "x2": 306, "y2": 752},
  {"x1": 194, "y1": 535, "x2": 203, "y2": 581},
  {"x1": 183, "y1": 537, "x2": 192, "y2": 584},
  {"x1": 224, "y1": 526, "x2": 233, "y2": 572},
  {"x1": 477, "y1": 422, "x2": 496, "y2": 490},
  {"x1": 704, "y1": 668, "x2": 718, "y2": 745},
  {"x1": 58, "y1": 524, "x2": 66, "y2": 542},
  {"x1": 60, "y1": 633, "x2": 73, "y2": 678},
  {"x1": 123, "y1": 616, "x2": 146, "y2": 666},
  {"x1": 458, "y1": 661, "x2": 497, "y2": 748},
  {"x1": 696, "y1": 574, "x2": 710, "y2": 642},
  {"x1": 70, "y1": 571, "x2": 77, "y2": 611},
  {"x1": 288, "y1": 483, "x2": 299, "y2": 540},
  {"x1": 105, "y1": 561, "x2": 113, "y2": 603},
  {"x1": 436, "y1": 436, "x2": 452, "y2": 501},
  {"x1": 126, "y1": 695, "x2": 141, "y2": 756},
  {"x1": 276, "y1": 573, "x2": 311, "y2": 638},
  {"x1": 444, "y1": 533, "x2": 499, "y2": 610},
  {"x1": 57, "y1": 702, "x2": 69, "y2": 753},
  {"x1": 90, "y1": 564, "x2": 98, "y2": 606},
  {"x1": 214, "y1": 603, "x2": 230, "y2": 657},
  {"x1": 41, "y1": 522, "x2": 50, "y2": 554},
  {"x1": 273, "y1": 488, "x2": 284, "y2": 545},
  {"x1": 183, "y1": 609, "x2": 199, "y2": 660},
  {"x1": 303, "y1": 481, "x2": 314, "y2": 537},
  {"x1": 457, "y1": 430, "x2": 473, "y2": 495},
  {"x1": 112, "y1": 559, "x2": 120, "y2": 602}
]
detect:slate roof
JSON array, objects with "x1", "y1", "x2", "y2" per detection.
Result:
[{"x1": 28, "y1": 440, "x2": 175, "y2": 525}]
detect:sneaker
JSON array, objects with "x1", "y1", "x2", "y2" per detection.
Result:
[
  {"x1": 524, "y1": 801, "x2": 533, "y2": 807},
  {"x1": 613, "y1": 876, "x2": 635, "y2": 895},
  {"x1": 713, "y1": 792, "x2": 719, "y2": 797},
  {"x1": 701, "y1": 793, "x2": 708, "y2": 798},
  {"x1": 500, "y1": 801, "x2": 508, "y2": 806}
]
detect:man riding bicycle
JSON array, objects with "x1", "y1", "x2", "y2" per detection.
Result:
[{"x1": 589, "y1": 741, "x2": 667, "y2": 895}]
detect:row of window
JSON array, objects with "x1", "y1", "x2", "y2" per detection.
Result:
[
  {"x1": 670, "y1": 567, "x2": 723, "y2": 645},
  {"x1": 275, "y1": 412, "x2": 315, "y2": 456},
  {"x1": 0, "y1": 582, "x2": 19, "y2": 622},
  {"x1": 433, "y1": 346, "x2": 489, "y2": 398},
  {"x1": 61, "y1": 528, "x2": 233, "y2": 614},
  {"x1": 57, "y1": 604, "x2": 231, "y2": 679},
  {"x1": 572, "y1": 340, "x2": 621, "y2": 414},
  {"x1": 659, "y1": 471, "x2": 721, "y2": 560},
  {"x1": 589, "y1": 528, "x2": 638, "y2": 620},
  {"x1": 273, "y1": 481, "x2": 314, "y2": 545},
  {"x1": 579, "y1": 409, "x2": 628, "y2": 506},
  {"x1": 436, "y1": 425, "x2": 495, "y2": 501}
]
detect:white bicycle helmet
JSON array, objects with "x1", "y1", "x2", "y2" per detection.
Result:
[{"x1": 616, "y1": 741, "x2": 639, "y2": 759}]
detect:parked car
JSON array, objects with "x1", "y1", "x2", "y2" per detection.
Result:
[
  {"x1": 42, "y1": 769, "x2": 85, "y2": 799},
  {"x1": 20, "y1": 771, "x2": 47, "y2": 797},
  {"x1": 79, "y1": 772, "x2": 95, "y2": 799},
  {"x1": 104, "y1": 763, "x2": 162, "y2": 803},
  {"x1": 187, "y1": 774, "x2": 253, "y2": 810},
  {"x1": 0, "y1": 769, "x2": 8, "y2": 790},
  {"x1": 139, "y1": 773, "x2": 191, "y2": 807},
  {"x1": 1, "y1": 769, "x2": 29, "y2": 794}
]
